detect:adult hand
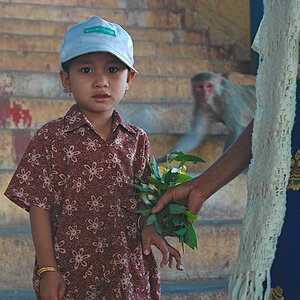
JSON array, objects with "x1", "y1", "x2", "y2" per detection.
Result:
[
  {"x1": 151, "y1": 179, "x2": 207, "y2": 216},
  {"x1": 40, "y1": 271, "x2": 66, "y2": 300},
  {"x1": 141, "y1": 222, "x2": 183, "y2": 271}
]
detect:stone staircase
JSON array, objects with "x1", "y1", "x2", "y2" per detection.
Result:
[{"x1": 0, "y1": 0, "x2": 251, "y2": 298}]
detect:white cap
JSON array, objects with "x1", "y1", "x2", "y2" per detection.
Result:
[{"x1": 59, "y1": 16, "x2": 137, "y2": 73}]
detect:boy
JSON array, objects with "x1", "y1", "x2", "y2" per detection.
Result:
[{"x1": 5, "y1": 16, "x2": 182, "y2": 299}]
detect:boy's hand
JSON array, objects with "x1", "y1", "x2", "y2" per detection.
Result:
[
  {"x1": 141, "y1": 221, "x2": 183, "y2": 271},
  {"x1": 40, "y1": 271, "x2": 66, "y2": 300}
]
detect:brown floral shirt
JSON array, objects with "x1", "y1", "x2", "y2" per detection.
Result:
[{"x1": 5, "y1": 104, "x2": 160, "y2": 300}]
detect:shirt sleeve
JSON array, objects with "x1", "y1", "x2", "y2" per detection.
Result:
[
  {"x1": 4, "y1": 125, "x2": 55, "y2": 213},
  {"x1": 134, "y1": 129, "x2": 151, "y2": 184}
]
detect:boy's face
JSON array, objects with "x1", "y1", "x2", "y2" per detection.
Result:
[{"x1": 60, "y1": 52, "x2": 135, "y2": 121}]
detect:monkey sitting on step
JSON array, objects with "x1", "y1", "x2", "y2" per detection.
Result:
[{"x1": 158, "y1": 72, "x2": 256, "y2": 162}]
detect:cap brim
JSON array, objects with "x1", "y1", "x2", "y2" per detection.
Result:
[{"x1": 60, "y1": 44, "x2": 138, "y2": 74}]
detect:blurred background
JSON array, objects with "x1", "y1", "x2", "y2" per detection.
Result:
[{"x1": 0, "y1": 0, "x2": 262, "y2": 298}]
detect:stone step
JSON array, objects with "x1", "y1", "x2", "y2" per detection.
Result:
[
  {"x1": 0, "y1": 2, "x2": 183, "y2": 29},
  {"x1": 0, "y1": 0, "x2": 166, "y2": 9},
  {"x1": 3, "y1": 0, "x2": 175, "y2": 9},
  {"x1": 0, "y1": 100, "x2": 194, "y2": 132},
  {"x1": 0, "y1": 71, "x2": 255, "y2": 105},
  {"x1": 0, "y1": 280, "x2": 228, "y2": 299},
  {"x1": 0, "y1": 289, "x2": 35, "y2": 300},
  {"x1": 0, "y1": 97, "x2": 229, "y2": 134},
  {"x1": 0, "y1": 222, "x2": 241, "y2": 288},
  {"x1": 161, "y1": 280, "x2": 228, "y2": 299},
  {"x1": 0, "y1": 128, "x2": 228, "y2": 170},
  {"x1": 156, "y1": 221, "x2": 241, "y2": 281},
  {"x1": 0, "y1": 18, "x2": 209, "y2": 44},
  {"x1": 0, "y1": 32, "x2": 234, "y2": 61},
  {"x1": 0, "y1": 70, "x2": 193, "y2": 103},
  {"x1": 1, "y1": 168, "x2": 246, "y2": 225},
  {"x1": 0, "y1": 227, "x2": 34, "y2": 289},
  {"x1": 0, "y1": 50, "x2": 248, "y2": 75}
]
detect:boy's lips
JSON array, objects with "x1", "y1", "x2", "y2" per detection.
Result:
[{"x1": 92, "y1": 93, "x2": 110, "y2": 101}]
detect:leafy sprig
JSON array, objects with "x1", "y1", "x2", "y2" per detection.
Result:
[{"x1": 135, "y1": 151, "x2": 205, "y2": 252}]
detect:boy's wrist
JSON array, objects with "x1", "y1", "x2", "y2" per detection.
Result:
[{"x1": 38, "y1": 266, "x2": 60, "y2": 277}]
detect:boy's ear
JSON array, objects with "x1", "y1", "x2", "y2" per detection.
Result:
[
  {"x1": 126, "y1": 70, "x2": 136, "y2": 86},
  {"x1": 59, "y1": 70, "x2": 71, "y2": 92}
]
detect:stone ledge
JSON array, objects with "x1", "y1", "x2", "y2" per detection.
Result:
[
  {"x1": 0, "y1": 280, "x2": 228, "y2": 300},
  {"x1": 0, "y1": 3, "x2": 183, "y2": 29},
  {"x1": 0, "y1": 32, "x2": 234, "y2": 61},
  {"x1": 0, "y1": 223, "x2": 241, "y2": 288},
  {"x1": 0, "y1": 50, "x2": 249, "y2": 74},
  {"x1": 0, "y1": 18, "x2": 209, "y2": 45}
]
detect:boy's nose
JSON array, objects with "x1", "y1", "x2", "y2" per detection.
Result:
[{"x1": 93, "y1": 73, "x2": 109, "y2": 88}]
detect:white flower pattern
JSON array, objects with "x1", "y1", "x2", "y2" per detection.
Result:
[
  {"x1": 87, "y1": 195, "x2": 104, "y2": 212},
  {"x1": 38, "y1": 169, "x2": 53, "y2": 191},
  {"x1": 27, "y1": 149, "x2": 41, "y2": 166},
  {"x1": 105, "y1": 153, "x2": 121, "y2": 169},
  {"x1": 86, "y1": 217, "x2": 104, "y2": 234},
  {"x1": 82, "y1": 162, "x2": 103, "y2": 181},
  {"x1": 83, "y1": 138, "x2": 101, "y2": 151},
  {"x1": 66, "y1": 225, "x2": 81, "y2": 240},
  {"x1": 16, "y1": 168, "x2": 33, "y2": 185},
  {"x1": 63, "y1": 145, "x2": 81, "y2": 164},
  {"x1": 92, "y1": 237, "x2": 108, "y2": 253},
  {"x1": 62, "y1": 199, "x2": 77, "y2": 216},
  {"x1": 70, "y1": 248, "x2": 90, "y2": 269}
]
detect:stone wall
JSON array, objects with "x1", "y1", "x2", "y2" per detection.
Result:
[{"x1": 164, "y1": 0, "x2": 251, "y2": 61}]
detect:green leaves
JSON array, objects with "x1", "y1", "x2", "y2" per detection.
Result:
[
  {"x1": 148, "y1": 177, "x2": 169, "y2": 191},
  {"x1": 135, "y1": 209, "x2": 151, "y2": 216},
  {"x1": 184, "y1": 210, "x2": 198, "y2": 222},
  {"x1": 168, "y1": 203, "x2": 186, "y2": 214},
  {"x1": 164, "y1": 172, "x2": 193, "y2": 186},
  {"x1": 134, "y1": 151, "x2": 204, "y2": 252},
  {"x1": 184, "y1": 224, "x2": 198, "y2": 250},
  {"x1": 147, "y1": 214, "x2": 157, "y2": 225},
  {"x1": 169, "y1": 151, "x2": 206, "y2": 168}
]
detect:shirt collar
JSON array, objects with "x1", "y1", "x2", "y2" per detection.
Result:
[{"x1": 63, "y1": 104, "x2": 136, "y2": 135}]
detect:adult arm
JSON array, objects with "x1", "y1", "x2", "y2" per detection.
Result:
[
  {"x1": 30, "y1": 205, "x2": 66, "y2": 300},
  {"x1": 152, "y1": 119, "x2": 253, "y2": 216}
]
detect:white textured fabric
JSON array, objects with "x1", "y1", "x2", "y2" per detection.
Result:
[{"x1": 228, "y1": 1, "x2": 300, "y2": 299}]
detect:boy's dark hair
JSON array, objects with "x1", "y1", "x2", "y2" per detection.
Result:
[
  {"x1": 61, "y1": 59, "x2": 74, "y2": 74},
  {"x1": 61, "y1": 55, "x2": 132, "y2": 74}
]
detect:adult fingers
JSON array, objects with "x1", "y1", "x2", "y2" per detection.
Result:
[
  {"x1": 187, "y1": 187, "x2": 206, "y2": 216},
  {"x1": 151, "y1": 189, "x2": 173, "y2": 214}
]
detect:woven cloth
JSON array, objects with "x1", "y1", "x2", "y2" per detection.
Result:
[{"x1": 228, "y1": 1, "x2": 300, "y2": 299}]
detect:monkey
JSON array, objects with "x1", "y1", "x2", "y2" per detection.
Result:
[{"x1": 158, "y1": 72, "x2": 256, "y2": 162}]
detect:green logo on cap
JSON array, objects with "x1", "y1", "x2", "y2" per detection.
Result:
[{"x1": 84, "y1": 26, "x2": 116, "y2": 36}]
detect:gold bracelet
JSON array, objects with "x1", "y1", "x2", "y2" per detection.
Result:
[{"x1": 38, "y1": 266, "x2": 59, "y2": 276}]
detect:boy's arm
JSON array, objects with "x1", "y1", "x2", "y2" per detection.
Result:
[{"x1": 30, "y1": 205, "x2": 66, "y2": 300}]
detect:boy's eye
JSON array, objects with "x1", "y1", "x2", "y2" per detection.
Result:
[
  {"x1": 107, "y1": 67, "x2": 118, "y2": 73},
  {"x1": 80, "y1": 67, "x2": 93, "y2": 74}
]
